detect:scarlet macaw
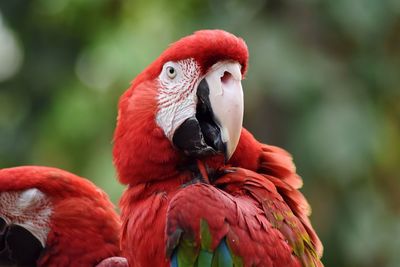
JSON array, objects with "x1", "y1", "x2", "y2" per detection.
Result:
[
  {"x1": 0, "y1": 166, "x2": 127, "y2": 267},
  {"x1": 114, "y1": 30, "x2": 323, "y2": 267}
]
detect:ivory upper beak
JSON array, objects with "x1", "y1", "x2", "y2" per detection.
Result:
[{"x1": 204, "y1": 61, "x2": 244, "y2": 159}]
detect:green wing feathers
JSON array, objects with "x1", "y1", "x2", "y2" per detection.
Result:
[{"x1": 170, "y1": 220, "x2": 241, "y2": 267}]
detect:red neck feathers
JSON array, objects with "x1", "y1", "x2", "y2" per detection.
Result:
[{"x1": 113, "y1": 80, "x2": 182, "y2": 185}]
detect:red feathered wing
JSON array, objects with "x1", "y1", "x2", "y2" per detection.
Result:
[
  {"x1": 166, "y1": 168, "x2": 322, "y2": 267},
  {"x1": 166, "y1": 128, "x2": 323, "y2": 267},
  {"x1": 230, "y1": 128, "x2": 323, "y2": 258}
]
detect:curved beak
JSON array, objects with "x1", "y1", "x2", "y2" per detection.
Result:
[
  {"x1": 201, "y1": 61, "x2": 244, "y2": 159},
  {"x1": 173, "y1": 61, "x2": 244, "y2": 160}
]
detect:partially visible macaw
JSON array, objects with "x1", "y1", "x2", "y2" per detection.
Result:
[
  {"x1": 0, "y1": 166, "x2": 127, "y2": 267},
  {"x1": 114, "y1": 30, "x2": 323, "y2": 267}
]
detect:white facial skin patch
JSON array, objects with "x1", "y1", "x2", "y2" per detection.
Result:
[
  {"x1": 156, "y1": 58, "x2": 201, "y2": 141},
  {"x1": 0, "y1": 188, "x2": 52, "y2": 247}
]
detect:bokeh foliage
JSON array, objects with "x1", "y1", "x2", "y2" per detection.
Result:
[{"x1": 0, "y1": 0, "x2": 399, "y2": 266}]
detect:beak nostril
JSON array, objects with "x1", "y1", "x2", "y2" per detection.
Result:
[{"x1": 221, "y1": 71, "x2": 232, "y2": 84}]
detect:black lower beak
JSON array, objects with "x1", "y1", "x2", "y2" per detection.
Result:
[
  {"x1": 172, "y1": 117, "x2": 215, "y2": 157},
  {"x1": 0, "y1": 219, "x2": 43, "y2": 266},
  {"x1": 172, "y1": 79, "x2": 226, "y2": 158}
]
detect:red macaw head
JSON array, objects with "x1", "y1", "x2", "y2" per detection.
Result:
[
  {"x1": 113, "y1": 30, "x2": 249, "y2": 184},
  {"x1": 0, "y1": 166, "x2": 123, "y2": 266}
]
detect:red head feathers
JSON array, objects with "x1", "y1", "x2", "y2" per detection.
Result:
[
  {"x1": 132, "y1": 30, "x2": 248, "y2": 89},
  {"x1": 0, "y1": 166, "x2": 123, "y2": 266}
]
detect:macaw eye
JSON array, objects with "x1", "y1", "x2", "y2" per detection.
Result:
[{"x1": 166, "y1": 66, "x2": 177, "y2": 79}]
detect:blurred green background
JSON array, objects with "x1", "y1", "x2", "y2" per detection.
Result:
[{"x1": 0, "y1": 0, "x2": 399, "y2": 266}]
